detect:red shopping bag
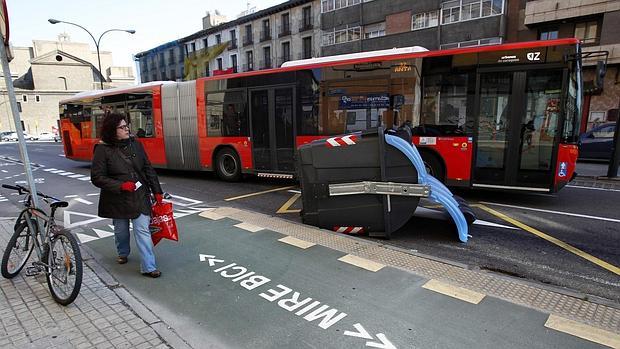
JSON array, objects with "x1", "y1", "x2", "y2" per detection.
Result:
[{"x1": 150, "y1": 201, "x2": 178, "y2": 246}]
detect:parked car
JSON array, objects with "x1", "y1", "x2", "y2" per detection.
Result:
[
  {"x1": 579, "y1": 122, "x2": 617, "y2": 161},
  {"x1": 1, "y1": 132, "x2": 37, "y2": 141},
  {"x1": 0, "y1": 131, "x2": 13, "y2": 141},
  {"x1": 37, "y1": 132, "x2": 60, "y2": 142}
]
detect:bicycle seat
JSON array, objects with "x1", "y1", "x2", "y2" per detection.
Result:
[{"x1": 50, "y1": 201, "x2": 69, "y2": 209}]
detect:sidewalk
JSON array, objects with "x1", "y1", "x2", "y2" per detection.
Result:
[
  {"x1": 0, "y1": 219, "x2": 174, "y2": 349},
  {"x1": 575, "y1": 161, "x2": 620, "y2": 189}
]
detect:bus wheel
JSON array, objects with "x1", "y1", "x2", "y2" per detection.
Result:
[
  {"x1": 215, "y1": 148, "x2": 241, "y2": 182},
  {"x1": 421, "y1": 153, "x2": 445, "y2": 183}
]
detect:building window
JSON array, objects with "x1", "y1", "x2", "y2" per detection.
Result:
[
  {"x1": 322, "y1": 26, "x2": 361, "y2": 46},
  {"x1": 203, "y1": 38, "x2": 208, "y2": 49},
  {"x1": 280, "y1": 13, "x2": 291, "y2": 36},
  {"x1": 321, "y1": 0, "x2": 362, "y2": 13},
  {"x1": 262, "y1": 47, "x2": 271, "y2": 69},
  {"x1": 231, "y1": 54, "x2": 238, "y2": 72},
  {"x1": 539, "y1": 28, "x2": 558, "y2": 41},
  {"x1": 22, "y1": 95, "x2": 27, "y2": 103},
  {"x1": 412, "y1": 11, "x2": 439, "y2": 30},
  {"x1": 170, "y1": 69, "x2": 176, "y2": 81},
  {"x1": 35, "y1": 95, "x2": 41, "y2": 103},
  {"x1": 281, "y1": 42, "x2": 291, "y2": 65},
  {"x1": 440, "y1": 37, "x2": 501, "y2": 49},
  {"x1": 575, "y1": 21, "x2": 599, "y2": 44},
  {"x1": 302, "y1": 37, "x2": 312, "y2": 59},
  {"x1": 302, "y1": 6, "x2": 313, "y2": 30},
  {"x1": 161, "y1": 71, "x2": 167, "y2": 81},
  {"x1": 441, "y1": 0, "x2": 504, "y2": 25},
  {"x1": 216, "y1": 34, "x2": 221, "y2": 45},
  {"x1": 364, "y1": 22, "x2": 385, "y2": 39},
  {"x1": 169, "y1": 49, "x2": 175, "y2": 64},
  {"x1": 246, "y1": 51, "x2": 254, "y2": 71},
  {"x1": 230, "y1": 30, "x2": 237, "y2": 48},
  {"x1": 217, "y1": 58, "x2": 223, "y2": 71},
  {"x1": 191, "y1": 43, "x2": 196, "y2": 52}
]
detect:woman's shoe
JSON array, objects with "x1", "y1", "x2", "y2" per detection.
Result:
[
  {"x1": 117, "y1": 256, "x2": 128, "y2": 264},
  {"x1": 142, "y1": 270, "x2": 161, "y2": 278}
]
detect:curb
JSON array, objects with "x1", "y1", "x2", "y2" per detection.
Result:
[{"x1": 79, "y1": 242, "x2": 193, "y2": 349}]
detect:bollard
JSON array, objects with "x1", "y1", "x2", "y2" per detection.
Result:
[{"x1": 607, "y1": 118, "x2": 620, "y2": 178}]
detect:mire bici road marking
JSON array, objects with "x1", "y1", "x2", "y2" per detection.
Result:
[
  {"x1": 477, "y1": 204, "x2": 620, "y2": 277},
  {"x1": 224, "y1": 185, "x2": 296, "y2": 201}
]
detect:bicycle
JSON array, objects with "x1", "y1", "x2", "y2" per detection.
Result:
[{"x1": 1, "y1": 184, "x2": 83, "y2": 306}]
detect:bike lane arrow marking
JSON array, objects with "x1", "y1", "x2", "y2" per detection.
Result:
[
  {"x1": 344, "y1": 323, "x2": 373, "y2": 339},
  {"x1": 199, "y1": 254, "x2": 225, "y2": 266},
  {"x1": 343, "y1": 323, "x2": 397, "y2": 349}
]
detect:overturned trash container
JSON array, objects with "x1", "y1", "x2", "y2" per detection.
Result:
[{"x1": 298, "y1": 128, "x2": 429, "y2": 239}]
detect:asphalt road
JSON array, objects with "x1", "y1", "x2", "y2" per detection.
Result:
[{"x1": 0, "y1": 141, "x2": 618, "y2": 304}]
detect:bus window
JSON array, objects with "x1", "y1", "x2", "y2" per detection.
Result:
[
  {"x1": 421, "y1": 73, "x2": 470, "y2": 135},
  {"x1": 297, "y1": 69, "x2": 321, "y2": 136},
  {"x1": 206, "y1": 90, "x2": 248, "y2": 137},
  {"x1": 128, "y1": 99, "x2": 154, "y2": 138},
  {"x1": 562, "y1": 60, "x2": 581, "y2": 143}
]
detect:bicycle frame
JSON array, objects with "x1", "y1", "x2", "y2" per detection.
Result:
[{"x1": 15, "y1": 193, "x2": 61, "y2": 272}]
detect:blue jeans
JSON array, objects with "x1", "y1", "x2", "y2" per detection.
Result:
[{"x1": 113, "y1": 214, "x2": 157, "y2": 273}]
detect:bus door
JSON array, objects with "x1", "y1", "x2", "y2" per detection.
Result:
[
  {"x1": 250, "y1": 86, "x2": 296, "y2": 173},
  {"x1": 473, "y1": 68, "x2": 564, "y2": 191}
]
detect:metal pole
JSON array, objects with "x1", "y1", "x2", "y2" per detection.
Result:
[
  {"x1": 95, "y1": 43, "x2": 103, "y2": 89},
  {"x1": 607, "y1": 98, "x2": 620, "y2": 178},
  {"x1": 0, "y1": 42, "x2": 39, "y2": 207}
]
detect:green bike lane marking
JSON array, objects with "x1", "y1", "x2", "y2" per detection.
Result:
[{"x1": 83, "y1": 214, "x2": 607, "y2": 349}]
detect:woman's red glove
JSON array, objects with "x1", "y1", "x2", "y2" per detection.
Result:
[
  {"x1": 120, "y1": 181, "x2": 136, "y2": 192},
  {"x1": 155, "y1": 193, "x2": 163, "y2": 204}
]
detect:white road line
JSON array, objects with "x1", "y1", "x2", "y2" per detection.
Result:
[
  {"x1": 480, "y1": 201, "x2": 620, "y2": 224},
  {"x1": 1, "y1": 170, "x2": 7, "y2": 173},
  {"x1": 74, "y1": 198, "x2": 93, "y2": 205},
  {"x1": 57, "y1": 171, "x2": 74, "y2": 176},
  {"x1": 43, "y1": 168, "x2": 56, "y2": 172},
  {"x1": 64, "y1": 195, "x2": 78, "y2": 198},
  {"x1": 49, "y1": 170, "x2": 64, "y2": 174},
  {"x1": 567, "y1": 185, "x2": 620, "y2": 193},
  {"x1": 86, "y1": 193, "x2": 99, "y2": 196},
  {"x1": 78, "y1": 177, "x2": 91, "y2": 181},
  {"x1": 68, "y1": 174, "x2": 84, "y2": 178}
]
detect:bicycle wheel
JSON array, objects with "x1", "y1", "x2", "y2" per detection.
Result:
[
  {"x1": 1, "y1": 219, "x2": 36, "y2": 278},
  {"x1": 46, "y1": 230, "x2": 82, "y2": 305}
]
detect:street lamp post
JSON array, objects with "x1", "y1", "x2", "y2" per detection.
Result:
[{"x1": 48, "y1": 19, "x2": 135, "y2": 89}]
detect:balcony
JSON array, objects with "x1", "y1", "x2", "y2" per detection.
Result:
[
  {"x1": 243, "y1": 63, "x2": 254, "y2": 72},
  {"x1": 278, "y1": 56, "x2": 292, "y2": 67},
  {"x1": 524, "y1": 0, "x2": 620, "y2": 26},
  {"x1": 243, "y1": 35, "x2": 253, "y2": 47},
  {"x1": 229, "y1": 39, "x2": 238, "y2": 50},
  {"x1": 297, "y1": 51, "x2": 315, "y2": 60},
  {"x1": 299, "y1": 20, "x2": 314, "y2": 32},
  {"x1": 260, "y1": 30, "x2": 272, "y2": 42},
  {"x1": 259, "y1": 59, "x2": 273, "y2": 70},
  {"x1": 278, "y1": 24, "x2": 291, "y2": 38}
]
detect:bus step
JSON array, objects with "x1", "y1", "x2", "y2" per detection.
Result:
[{"x1": 257, "y1": 173, "x2": 294, "y2": 179}]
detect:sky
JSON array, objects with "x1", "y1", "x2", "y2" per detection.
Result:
[{"x1": 5, "y1": 0, "x2": 283, "y2": 68}]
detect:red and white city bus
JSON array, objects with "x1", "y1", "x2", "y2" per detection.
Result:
[{"x1": 59, "y1": 38, "x2": 583, "y2": 193}]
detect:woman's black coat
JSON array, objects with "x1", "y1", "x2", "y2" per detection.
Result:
[{"x1": 91, "y1": 138, "x2": 163, "y2": 219}]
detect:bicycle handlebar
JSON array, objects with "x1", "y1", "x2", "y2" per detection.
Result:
[{"x1": 1, "y1": 184, "x2": 61, "y2": 202}]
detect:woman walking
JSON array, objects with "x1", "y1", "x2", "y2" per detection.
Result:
[{"x1": 91, "y1": 113, "x2": 164, "y2": 278}]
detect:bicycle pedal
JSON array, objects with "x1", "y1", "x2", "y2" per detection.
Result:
[{"x1": 25, "y1": 266, "x2": 41, "y2": 277}]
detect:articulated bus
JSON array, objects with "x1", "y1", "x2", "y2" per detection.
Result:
[{"x1": 59, "y1": 38, "x2": 583, "y2": 193}]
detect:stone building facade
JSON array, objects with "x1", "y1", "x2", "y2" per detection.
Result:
[{"x1": 0, "y1": 35, "x2": 134, "y2": 134}]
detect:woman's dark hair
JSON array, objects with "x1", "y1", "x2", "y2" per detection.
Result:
[{"x1": 100, "y1": 113, "x2": 127, "y2": 144}]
